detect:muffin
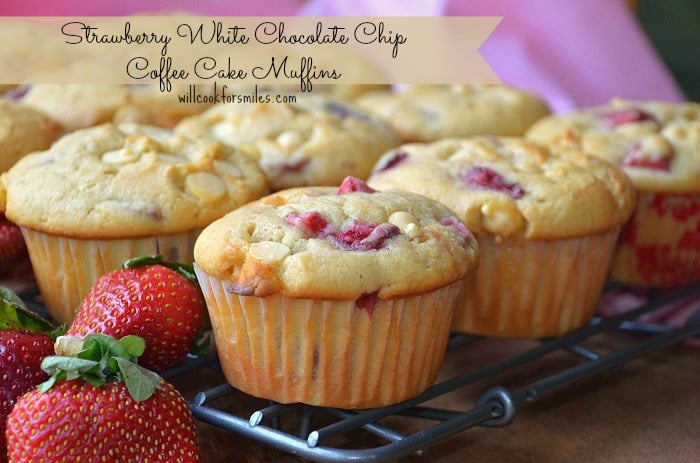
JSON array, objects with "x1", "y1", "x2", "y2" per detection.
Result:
[
  {"x1": 193, "y1": 177, "x2": 478, "y2": 408},
  {"x1": 0, "y1": 99, "x2": 63, "y2": 172},
  {"x1": 175, "y1": 94, "x2": 401, "y2": 191},
  {"x1": 368, "y1": 137, "x2": 636, "y2": 338},
  {"x1": 15, "y1": 84, "x2": 213, "y2": 132},
  {"x1": 527, "y1": 99, "x2": 700, "y2": 287},
  {"x1": 0, "y1": 123, "x2": 268, "y2": 323},
  {"x1": 17, "y1": 84, "x2": 132, "y2": 132},
  {"x1": 355, "y1": 84, "x2": 551, "y2": 143},
  {"x1": 0, "y1": 99, "x2": 62, "y2": 277}
]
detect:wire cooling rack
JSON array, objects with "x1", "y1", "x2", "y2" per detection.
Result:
[{"x1": 187, "y1": 284, "x2": 700, "y2": 462}]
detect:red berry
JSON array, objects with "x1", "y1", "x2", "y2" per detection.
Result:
[
  {"x1": 337, "y1": 176, "x2": 377, "y2": 194},
  {"x1": 335, "y1": 220, "x2": 400, "y2": 251},
  {"x1": 598, "y1": 108, "x2": 657, "y2": 129},
  {"x1": 462, "y1": 166, "x2": 525, "y2": 199},
  {"x1": 6, "y1": 378, "x2": 200, "y2": 463},
  {"x1": 0, "y1": 213, "x2": 29, "y2": 277},
  {"x1": 439, "y1": 216, "x2": 472, "y2": 242},
  {"x1": 286, "y1": 213, "x2": 400, "y2": 251},
  {"x1": 374, "y1": 150, "x2": 409, "y2": 172},
  {"x1": 0, "y1": 330, "x2": 53, "y2": 461},
  {"x1": 285, "y1": 211, "x2": 332, "y2": 238},
  {"x1": 336, "y1": 219, "x2": 377, "y2": 245},
  {"x1": 355, "y1": 292, "x2": 379, "y2": 317},
  {"x1": 281, "y1": 157, "x2": 310, "y2": 173},
  {"x1": 622, "y1": 142, "x2": 673, "y2": 171},
  {"x1": 67, "y1": 263, "x2": 205, "y2": 372}
]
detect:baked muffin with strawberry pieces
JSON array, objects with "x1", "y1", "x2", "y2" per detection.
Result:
[
  {"x1": 0, "y1": 99, "x2": 62, "y2": 278},
  {"x1": 355, "y1": 84, "x2": 551, "y2": 143},
  {"x1": 194, "y1": 176, "x2": 478, "y2": 408},
  {"x1": 0, "y1": 123, "x2": 268, "y2": 324},
  {"x1": 368, "y1": 137, "x2": 636, "y2": 339},
  {"x1": 175, "y1": 94, "x2": 401, "y2": 191},
  {"x1": 527, "y1": 99, "x2": 700, "y2": 287},
  {"x1": 6, "y1": 333, "x2": 200, "y2": 462}
]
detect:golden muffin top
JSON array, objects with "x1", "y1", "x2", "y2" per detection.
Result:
[{"x1": 194, "y1": 177, "x2": 478, "y2": 300}]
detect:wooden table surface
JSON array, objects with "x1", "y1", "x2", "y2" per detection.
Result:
[{"x1": 169, "y1": 333, "x2": 700, "y2": 463}]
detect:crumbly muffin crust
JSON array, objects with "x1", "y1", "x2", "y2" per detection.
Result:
[
  {"x1": 526, "y1": 99, "x2": 700, "y2": 193},
  {"x1": 0, "y1": 99, "x2": 62, "y2": 172},
  {"x1": 175, "y1": 95, "x2": 401, "y2": 190},
  {"x1": 194, "y1": 178, "x2": 478, "y2": 299},
  {"x1": 0, "y1": 123, "x2": 268, "y2": 238},
  {"x1": 355, "y1": 84, "x2": 551, "y2": 142},
  {"x1": 367, "y1": 137, "x2": 636, "y2": 239}
]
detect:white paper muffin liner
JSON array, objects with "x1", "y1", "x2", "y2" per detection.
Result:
[
  {"x1": 21, "y1": 228, "x2": 201, "y2": 324},
  {"x1": 453, "y1": 229, "x2": 619, "y2": 338},
  {"x1": 195, "y1": 267, "x2": 461, "y2": 409}
]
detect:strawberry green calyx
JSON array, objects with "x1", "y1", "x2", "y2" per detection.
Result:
[
  {"x1": 0, "y1": 286, "x2": 58, "y2": 336},
  {"x1": 122, "y1": 254, "x2": 199, "y2": 286},
  {"x1": 40, "y1": 333, "x2": 162, "y2": 402}
]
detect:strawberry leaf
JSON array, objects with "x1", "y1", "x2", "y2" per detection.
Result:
[
  {"x1": 41, "y1": 356, "x2": 99, "y2": 376},
  {"x1": 36, "y1": 333, "x2": 163, "y2": 402},
  {"x1": 0, "y1": 286, "x2": 26, "y2": 307},
  {"x1": 0, "y1": 286, "x2": 55, "y2": 334},
  {"x1": 37, "y1": 374, "x2": 58, "y2": 393},
  {"x1": 122, "y1": 254, "x2": 199, "y2": 286},
  {"x1": 115, "y1": 357, "x2": 162, "y2": 402},
  {"x1": 39, "y1": 356, "x2": 100, "y2": 390},
  {"x1": 119, "y1": 335, "x2": 146, "y2": 358}
]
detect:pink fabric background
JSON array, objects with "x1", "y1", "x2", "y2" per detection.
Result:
[{"x1": 0, "y1": 0, "x2": 684, "y2": 113}]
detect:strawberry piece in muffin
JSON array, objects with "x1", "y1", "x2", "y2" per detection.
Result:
[
  {"x1": 622, "y1": 141, "x2": 673, "y2": 171},
  {"x1": 462, "y1": 165, "x2": 525, "y2": 199},
  {"x1": 598, "y1": 108, "x2": 658, "y2": 128}
]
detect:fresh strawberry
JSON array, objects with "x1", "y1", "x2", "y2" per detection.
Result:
[
  {"x1": 0, "y1": 213, "x2": 30, "y2": 278},
  {"x1": 66, "y1": 255, "x2": 206, "y2": 372},
  {"x1": 6, "y1": 333, "x2": 200, "y2": 462},
  {"x1": 0, "y1": 288, "x2": 58, "y2": 463}
]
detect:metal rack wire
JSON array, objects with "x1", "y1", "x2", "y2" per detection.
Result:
[{"x1": 188, "y1": 284, "x2": 700, "y2": 462}]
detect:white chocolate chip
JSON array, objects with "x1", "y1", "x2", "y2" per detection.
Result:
[
  {"x1": 158, "y1": 153, "x2": 184, "y2": 164},
  {"x1": 404, "y1": 223, "x2": 418, "y2": 237},
  {"x1": 388, "y1": 211, "x2": 418, "y2": 233},
  {"x1": 212, "y1": 123, "x2": 238, "y2": 143},
  {"x1": 238, "y1": 143, "x2": 261, "y2": 161},
  {"x1": 102, "y1": 148, "x2": 141, "y2": 164},
  {"x1": 276, "y1": 130, "x2": 303, "y2": 150},
  {"x1": 248, "y1": 241, "x2": 290, "y2": 263},
  {"x1": 480, "y1": 198, "x2": 525, "y2": 236},
  {"x1": 637, "y1": 134, "x2": 671, "y2": 157},
  {"x1": 214, "y1": 160, "x2": 242, "y2": 178},
  {"x1": 186, "y1": 172, "x2": 227, "y2": 202}
]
